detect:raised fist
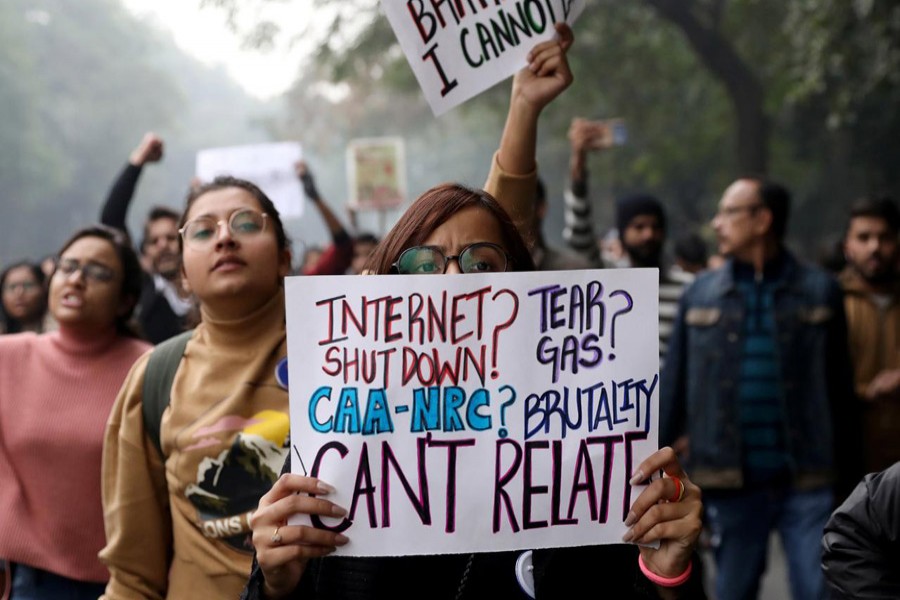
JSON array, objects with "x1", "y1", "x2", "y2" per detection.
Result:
[{"x1": 129, "y1": 132, "x2": 164, "y2": 166}]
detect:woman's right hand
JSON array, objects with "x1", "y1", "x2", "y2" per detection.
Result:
[
  {"x1": 249, "y1": 474, "x2": 350, "y2": 599},
  {"x1": 511, "y1": 22, "x2": 575, "y2": 117}
]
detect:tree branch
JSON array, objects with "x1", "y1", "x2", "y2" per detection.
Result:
[{"x1": 644, "y1": 0, "x2": 769, "y2": 173}]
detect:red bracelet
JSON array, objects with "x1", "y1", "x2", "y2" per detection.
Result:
[{"x1": 638, "y1": 554, "x2": 692, "y2": 587}]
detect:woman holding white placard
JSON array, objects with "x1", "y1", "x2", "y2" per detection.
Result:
[{"x1": 242, "y1": 24, "x2": 705, "y2": 600}]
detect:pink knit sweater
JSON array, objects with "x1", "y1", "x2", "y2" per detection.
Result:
[{"x1": 0, "y1": 328, "x2": 149, "y2": 582}]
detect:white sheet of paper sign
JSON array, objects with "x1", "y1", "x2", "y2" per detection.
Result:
[
  {"x1": 195, "y1": 142, "x2": 305, "y2": 218},
  {"x1": 285, "y1": 268, "x2": 659, "y2": 556},
  {"x1": 381, "y1": 0, "x2": 586, "y2": 116}
]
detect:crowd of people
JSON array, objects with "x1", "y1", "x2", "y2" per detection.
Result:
[{"x1": 0, "y1": 23, "x2": 897, "y2": 600}]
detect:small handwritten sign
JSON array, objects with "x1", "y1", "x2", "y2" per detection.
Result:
[
  {"x1": 381, "y1": 0, "x2": 586, "y2": 115},
  {"x1": 346, "y1": 137, "x2": 407, "y2": 209},
  {"x1": 286, "y1": 268, "x2": 658, "y2": 556}
]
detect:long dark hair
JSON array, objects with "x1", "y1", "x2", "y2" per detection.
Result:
[
  {"x1": 365, "y1": 184, "x2": 535, "y2": 275},
  {"x1": 55, "y1": 225, "x2": 143, "y2": 338},
  {"x1": 0, "y1": 261, "x2": 47, "y2": 333}
]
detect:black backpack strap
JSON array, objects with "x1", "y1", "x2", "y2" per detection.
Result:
[{"x1": 142, "y1": 330, "x2": 193, "y2": 459}]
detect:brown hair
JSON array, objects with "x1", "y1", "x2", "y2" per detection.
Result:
[{"x1": 365, "y1": 183, "x2": 535, "y2": 275}]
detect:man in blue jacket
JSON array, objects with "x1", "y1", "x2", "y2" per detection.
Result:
[{"x1": 661, "y1": 177, "x2": 861, "y2": 600}]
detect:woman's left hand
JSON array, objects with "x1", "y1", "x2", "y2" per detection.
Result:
[{"x1": 623, "y1": 446, "x2": 703, "y2": 579}]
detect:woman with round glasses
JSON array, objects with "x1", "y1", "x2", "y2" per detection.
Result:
[
  {"x1": 99, "y1": 177, "x2": 295, "y2": 600},
  {"x1": 0, "y1": 226, "x2": 149, "y2": 599},
  {"x1": 242, "y1": 25, "x2": 704, "y2": 600},
  {"x1": 0, "y1": 261, "x2": 51, "y2": 334}
]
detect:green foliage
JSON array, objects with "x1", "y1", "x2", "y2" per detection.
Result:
[
  {"x1": 0, "y1": 0, "x2": 270, "y2": 264},
  {"x1": 205, "y1": 0, "x2": 900, "y2": 256},
  {"x1": 785, "y1": 0, "x2": 900, "y2": 126}
]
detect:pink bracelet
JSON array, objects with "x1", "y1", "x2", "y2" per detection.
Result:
[{"x1": 638, "y1": 554, "x2": 693, "y2": 587}]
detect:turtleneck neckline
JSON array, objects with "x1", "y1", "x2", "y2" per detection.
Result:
[
  {"x1": 199, "y1": 287, "x2": 285, "y2": 348},
  {"x1": 49, "y1": 325, "x2": 119, "y2": 355}
]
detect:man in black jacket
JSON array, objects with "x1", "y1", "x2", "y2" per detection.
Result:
[{"x1": 822, "y1": 461, "x2": 900, "y2": 599}]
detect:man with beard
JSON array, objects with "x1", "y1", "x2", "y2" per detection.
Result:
[
  {"x1": 840, "y1": 196, "x2": 900, "y2": 472},
  {"x1": 562, "y1": 118, "x2": 687, "y2": 362},
  {"x1": 661, "y1": 177, "x2": 861, "y2": 600},
  {"x1": 101, "y1": 132, "x2": 192, "y2": 343},
  {"x1": 614, "y1": 193, "x2": 687, "y2": 362}
]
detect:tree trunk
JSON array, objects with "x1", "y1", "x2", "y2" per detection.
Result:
[{"x1": 645, "y1": 0, "x2": 769, "y2": 175}]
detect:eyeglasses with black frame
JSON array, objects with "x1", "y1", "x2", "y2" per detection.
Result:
[
  {"x1": 55, "y1": 258, "x2": 116, "y2": 283},
  {"x1": 179, "y1": 209, "x2": 269, "y2": 249},
  {"x1": 392, "y1": 242, "x2": 510, "y2": 275}
]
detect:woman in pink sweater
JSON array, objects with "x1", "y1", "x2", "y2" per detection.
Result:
[{"x1": 0, "y1": 225, "x2": 150, "y2": 599}]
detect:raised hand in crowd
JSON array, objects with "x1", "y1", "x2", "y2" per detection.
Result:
[
  {"x1": 568, "y1": 117, "x2": 606, "y2": 184},
  {"x1": 294, "y1": 160, "x2": 354, "y2": 276},
  {"x1": 491, "y1": 22, "x2": 574, "y2": 242},
  {"x1": 128, "y1": 132, "x2": 164, "y2": 166}
]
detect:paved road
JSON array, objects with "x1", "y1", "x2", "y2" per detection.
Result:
[{"x1": 701, "y1": 534, "x2": 792, "y2": 599}]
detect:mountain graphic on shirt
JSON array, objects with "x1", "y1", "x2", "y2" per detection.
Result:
[{"x1": 184, "y1": 410, "x2": 289, "y2": 552}]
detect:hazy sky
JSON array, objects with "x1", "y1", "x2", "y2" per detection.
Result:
[{"x1": 122, "y1": 0, "x2": 318, "y2": 99}]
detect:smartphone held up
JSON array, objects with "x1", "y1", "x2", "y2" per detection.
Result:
[
  {"x1": 569, "y1": 117, "x2": 628, "y2": 153},
  {"x1": 591, "y1": 118, "x2": 627, "y2": 149}
]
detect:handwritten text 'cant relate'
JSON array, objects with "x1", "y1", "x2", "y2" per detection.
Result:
[
  {"x1": 302, "y1": 430, "x2": 650, "y2": 535},
  {"x1": 404, "y1": 0, "x2": 581, "y2": 97}
]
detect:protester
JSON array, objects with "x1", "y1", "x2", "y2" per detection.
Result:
[
  {"x1": 298, "y1": 246, "x2": 323, "y2": 274},
  {"x1": 672, "y1": 233, "x2": 708, "y2": 278},
  {"x1": 661, "y1": 177, "x2": 861, "y2": 600},
  {"x1": 822, "y1": 460, "x2": 900, "y2": 599},
  {"x1": 0, "y1": 225, "x2": 149, "y2": 599},
  {"x1": 349, "y1": 232, "x2": 380, "y2": 275},
  {"x1": 563, "y1": 117, "x2": 687, "y2": 361},
  {"x1": 295, "y1": 161, "x2": 354, "y2": 276},
  {"x1": 101, "y1": 132, "x2": 192, "y2": 343},
  {"x1": 616, "y1": 194, "x2": 687, "y2": 361},
  {"x1": 241, "y1": 24, "x2": 705, "y2": 600},
  {"x1": 563, "y1": 117, "x2": 606, "y2": 268},
  {"x1": 0, "y1": 261, "x2": 49, "y2": 334},
  {"x1": 839, "y1": 196, "x2": 900, "y2": 474},
  {"x1": 529, "y1": 177, "x2": 593, "y2": 270},
  {"x1": 99, "y1": 177, "x2": 293, "y2": 599}
]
